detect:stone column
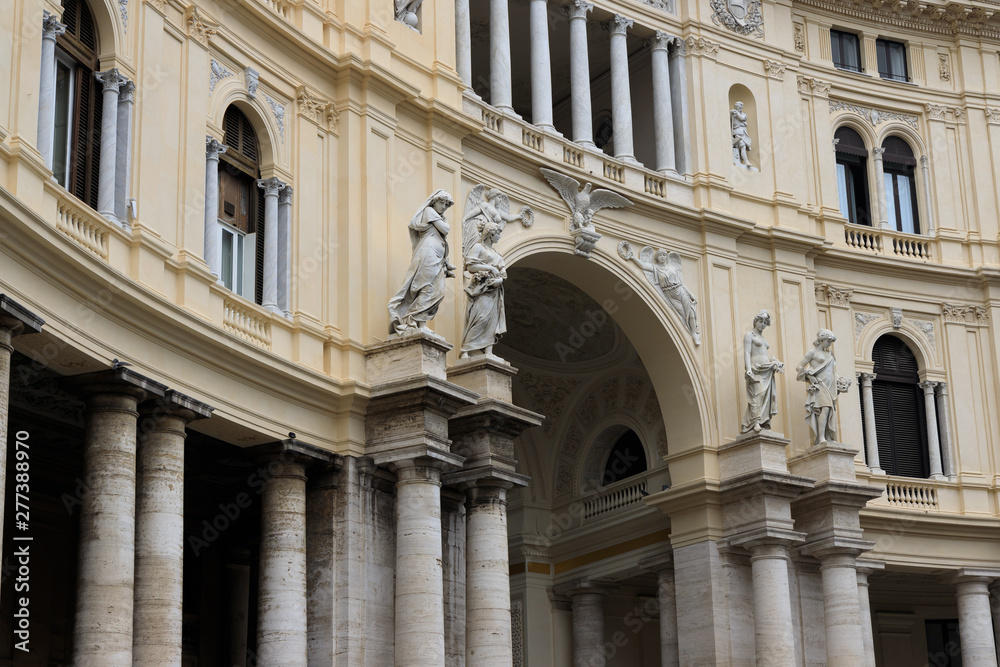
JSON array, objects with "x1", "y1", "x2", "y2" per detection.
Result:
[
  {"x1": 668, "y1": 37, "x2": 690, "y2": 174},
  {"x1": 0, "y1": 298, "x2": 43, "y2": 610},
  {"x1": 254, "y1": 441, "x2": 335, "y2": 667},
  {"x1": 489, "y1": 0, "x2": 513, "y2": 112},
  {"x1": 257, "y1": 177, "x2": 284, "y2": 313},
  {"x1": 67, "y1": 367, "x2": 165, "y2": 667},
  {"x1": 657, "y1": 569, "x2": 679, "y2": 666},
  {"x1": 935, "y1": 382, "x2": 955, "y2": 478},
  {"x1": 114, "y1": 80, "x2": 135, "y2": 225},
  {"x1": 605, "y1": 14, "x2": 635, "y2": 163},
  {"x1": 37, "y1": 12, "x2": 66, "y2": 169},
  {"x1": 872, "y1": 147, "x2": 889, "y2": 229},
  {"x1": 442, "y1": 489, "x2": 467, "y2": 667},
  {"x1": 529, "y1": 0, "x2": 554, "y2": 130},
  {"x1": 748, "y1": 543, "x2": 797, "y2": 666},
  {"x1": 991, "y1": 581, "x2": 1000, "y2": 665},
  {"x1": 204, "y1": 137, "x2": 227, "y2": 281},
  {"x1": 650, "y1": 31, "x2": 676, "y2": 173},
  {"x1": 858, "y1": 373, "x2": 884, "y2": 474},
  {"x1": 570, "y1": 588, "x2": 607, "y2": 667},
  {"x1": 395, "y1": 461, "x2": 448, "y2": 665},
  {"x1": 919, "y1": 155, "x2": 934, "y2": 233},
  {"x1": 133, "y1": 392, "x2": 213, "y2": 666},
  {"x1": 816, "y1": 552, "x2": 867, "y2": 665},
  {"x1": 952, "y1": 570, "x2": 1000, "y2": 666},
  {"x1": 306, "y1": 463, "x2": 341, "y2": 667},
  {"x1": 465, "y1": 483, "x2": 513, "y2": 665},
  {"x1": 856, "y1": 567, "x2": 878, "y2": 667},
  {"x1": 277, "y1": 185, "x2": 293, "y2": 317},
  {"x1": 566, "y1": 1, "x2": 595, "y2": 147},
  {"x1": 95, "y1": 69, "x2": 126, "y2": 222},
  {"x1": 919, "y1": 381, "x2": 945, "y2": 479},
  {"x1": 455, "y1": 0, "x2": 472, "y2": 87}
]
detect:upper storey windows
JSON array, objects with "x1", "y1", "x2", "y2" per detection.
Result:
[
  {"x1": 831, "y1": 30, "x2": 863, "y2": 73},
  {"x1": 882, "y1": 137, "x2": 919, "y2": 235},
  {"x1": 834, "y1": 127, "x2": 871, "y2": 227},
  {"x1": 830, "y1": 29, "x2": 911, "y2": 84},
  {"x1": 876, "y1": 38, "x2": 909, "y2": 82}
]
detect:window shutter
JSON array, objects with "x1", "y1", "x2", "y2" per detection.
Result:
[
  {"x1": 872, "y1": 335, "x2": 930, "y2": 478},
  {"x1": 887, "y1": 383, "x2": 928, "y2": 478}
]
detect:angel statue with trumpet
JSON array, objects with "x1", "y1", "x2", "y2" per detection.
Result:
[
  {"x1": 618, "y1": 241, "x2": 701, "y2": 345},
  {"x1": 459, "y1": 186, "x2": 533, "y2": 357}
]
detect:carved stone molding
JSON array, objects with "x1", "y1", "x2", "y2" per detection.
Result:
[
  {"x1": 911, "y1": 319, "x2": 936, "y2": 351},
  {"x1": 793, "y1": 22, "x2": 805, "y2": 52},
  {"x1": 265, "y1": 94, "x2": 285, "y2": 141},
  {"x1": 684, "y1": 36, "x2": 720, "y2": 59},
  {"x1": 764, "y1": 60, "x2": 786, "y2": 80},
  {"x1": 119, "y1": 0, "x2": 128, "y2": 31},
  {"x1": 710, "y1": 0, "x2": 764, "y2": 38},
  {"x1": 797, "y1": 75, "x2": 831, "y2": 98},
  {"x1": 829, "y1": 99, "x2": 918, "y2": 129},
  {"x1": 296, "y1": 86, "x2": 340, "y2": 135},
  {"x1": 185, "y1": 6, "x2": 218, "y2": 45},
  {"x1": 938, "y1": 53, "x2": 951, "y2": 81},
  {"x1": 208, "y1": 59, "x2": 233, "y2": 95},
  {"x1": 637, "y1": 0, "x2": 673, "y2": 11},
  {"x1": 975, "y1": 306, "x2": 989, "y2": 326},
  {"x1": 891, "y1": 307, "x2": 902, "y2": 329},
  {"x1": 818, "y1": 284, "x2": 853, "y2": 308},
  {"x1": 987, "y1": 108, "x2": 1000, "y2": 125},
  {"x1": 942, "y1": 303, "x2": 973, "y2": 323},
  {"x1": 245, "y1": 67, "x2": 259, "y2": 100},
  {"x1": 793, "y1": 0, "x2": 1000, "y2": 41},
  {"x1": 926, "y1": 104, "x2": 967, "y2": 123},
  {"x1": 855, "y1": 312, "x2": 883, "y2": 339}
]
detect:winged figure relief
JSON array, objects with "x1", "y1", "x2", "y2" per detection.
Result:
[
  {"x1": 539, "y1": 168, "x2": 633, "y2": 231},
  {"x1": 618, "y1": 241, "x2": 702, "y2": 345}
]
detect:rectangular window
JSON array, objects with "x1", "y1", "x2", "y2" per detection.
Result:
[
  {"x1": 876, "y1": 38, "x2": 909, "y2": 82},
  {"x1": 884, "y1": 169, "x2": 919, "y2": 234},
  {"x1": 53, "y1": 55, "x2": 75, "y2": 188},
  {"x1": 831, "y1": 30, "x2": 863, "y2": 72},
  {"x1": 220, "y1": 224, "x2": 255, "y2": 299},
  {"x1": 836, "y1": 154, "x2": 872, "y2": 226}
]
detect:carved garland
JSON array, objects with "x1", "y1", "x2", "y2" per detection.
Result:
[{"x1": 829, "y1": 100, "x2": 918, "y2": 129}]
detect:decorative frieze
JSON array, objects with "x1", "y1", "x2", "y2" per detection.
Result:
[
  {"x1": 763, "y1": 60, "x2": 786, "y2": 80},
  {"x1": 854, "y1": 312, "x2": 882, "y2": 339},
  {"x1": 265, "y1": 95, "x2": 285, "y2": 141},
  {"x1": 245, "y1": 67, "x2": 259, "y2": 100},
  {"x1": 975, "y1": 306, "x2": 989, "y2": 326},
  {"x1": 942, "y1": 303, "x2": 973, "y2": 323},
  {"x1": 185, "y1": 6, "x2": 218, "y2": 45},
  {"x1": 638, "y1": 0, "x2": 673, "y2": 11},
  {"x1": 829, "y1": 99, "x2": 918, "y2": 129},
  {"x1": 986, "y1": 108, "x2": 1000, "y2": 125},
  {"x1": 826, "y1": 285, "x2": 854, "y2": 308},
  {"x1": 797, "y1": 75, "x2": 831, "y2": 98},
  {"x1": 296, "y1": 86, "x2": 340, "y2": 134},
  {"x1": 208, "y1": 59, "x2": 233, "y2": 95},
  {"x1": 926, "y1": 104, "x2": 967, "y2": 123},
  {"x1": 684, "y1": 36, "x2": 720, "y2": 59},
  {"x1": 710, "y1": 0, "x2": 764, "y2": 38},
  {"x1": 911, "y1": 319, "x2": 936, "y2": 350},
  {"x1": 793, "y1": 0, "x2": 1000, "y2": 41},
  {"x1": 793, "y1": 23, "x2": 805, "y2": 52}
]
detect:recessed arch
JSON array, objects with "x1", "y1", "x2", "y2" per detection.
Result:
[
  {"x1": 832, "y1": 118, "x2": 878, "y2": 152},
  {"x1": 858, "y1": 323, "x2": 936, "y2": 373},
  {"x1": 210, "y1": 91, "x2": 284, "y2": 171},
  {"x1": 876, "y1": 123, "x2": 927, "y2": 159}
]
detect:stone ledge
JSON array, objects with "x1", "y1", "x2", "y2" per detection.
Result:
[{"x1": 0, "y1": 294, "x2": 45, "y2": 334}]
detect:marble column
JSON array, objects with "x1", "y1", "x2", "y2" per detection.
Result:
[
  {"x1": 920, "y1": 155, "x2": 934, "y2": 233},
  {"x1": 68, "y1": 368, "x2": 163, "y2": 667},
  {"x1": 0, "y1": 297, "x2": 43, "y2": 611},
  {"x1": 204, "y1": 138, "x2": 227, "y2": 281},
  {"x1": 818, "y1": 552, "x2": 867, "y2": 665},
  {"x1": 857, "y1": 568, "x2": 877, "y2": 667},
  {"x1": 37, "y1": 12, "x2": 66, "y2": 169},
  {"x1": 566, "y1": 1, "x2": 595, "y2": 147},
  {"x1": 95, "y1": 69, "x2": 126, "y2": 222},
  {"x1": 919, "y1": 381, "x2": 945, "y2": 479},
  {"x1": 395, "y1": 461, "x2": 447, "y2": 666},
  {"x1": 872, "y1": 147, "x2": 889, "y2": 229},
  {"x1": 606, "y1": 14, "x2": 635, "y2": 162},
  {"x1": 858, "y1": 373, "x2": 884, "y2": 474},
  {"x1": 489, "y1": 0, "x2": 513, "y2": 112},
  {"x1": 650, "y1": 31, "x2": 676, "y2": 173},
  {"x1": 529, "y1": 0, "x2": 554, "y2": 130},
  {"x1": 952, "y1": 571, "x2": 999, "y2": 666},
  {"x1": 465, "y1": 483, "x2": 513, "y2": 666},
  {"x1": 455, "y1": 0, "x2": 472, "y2": 87},
  {"x1": 114, "y1": 81, "x2": 135, "y2": 225},
  {"x1": 935, "y1": 382, "x2": 955, "y2": 478},
  {"x1": 277, "y1": 185, "x2": 292, "y2": 317},
  {"x1": 133, "y1": 392, "x2": 213, "y2": 666},
  {"x1": 257, "y1": 177, "x2": 284, "y2": 312},
  {"x1": 657, "y1": 569, "x2": 680, "y2": 667},
  {"x1": 749, "y1": 543, "x2": 796, "y2": 667},
  {"x1": 668, "y1": 37, "x2": 690, "y2": 174},
  {"x1": 306, "y1": 464, "x2": 340, "y2": 667},
  {"x1": 570, "y1": 589, "x2": 607, "y2": 667}
]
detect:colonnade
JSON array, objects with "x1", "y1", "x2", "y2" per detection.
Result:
[{"x1": 455, "y1": 0, "x2": 688, "y2": 173}]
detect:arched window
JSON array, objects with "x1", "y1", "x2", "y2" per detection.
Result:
[
  {"x1": 864, "y1": 336, "x2": 929, "y2": 477},
  {"x1": 602, "y1": 429, "x2": 647, "y2": 486},
  {"x1": 54, "y1": 0, "x2": 101, "y2": 206},
  {"x1": 218, "y1": 106, "x2": 264, "y2": 304},
  {"x1": 834, "y1": 127, "x2": 871, "y2": 226},
  {"x1": 882, "y1": 136, "x2": 920, "y2": 235}
]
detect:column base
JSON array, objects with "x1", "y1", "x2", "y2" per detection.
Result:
[
  {"x1": 868, "y1": 466, "x2": 886, "y2": 476},
  {"x1": 100, "y1": 211, "x2": 120, "y2": 225}
]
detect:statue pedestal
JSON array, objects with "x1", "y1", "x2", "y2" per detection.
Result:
[{"x1": 571, "y1": 227, "x2": 601, "y2": 258}]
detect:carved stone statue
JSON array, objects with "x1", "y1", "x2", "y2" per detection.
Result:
[
  {"x1": 459, "y1": 187, "x2": 532, "y2": 357},
  {"x1": 540, "y1": 167, "x2": 633, "y2": 258},
  {"x1": 387, "y1": 189, "x2": 456, "y2": 335},
  {"x1": 731, "y1": 101, "x2": 753, "y2": 168},
  {"x1": 395, "y1": 0, "x2": 423, "y2": 28},
  {"x1": 618, "y1": 241, "x2": 701, "y2": 345},
  {"x1": 742, "y1": 309, "x2": 784, "y2": 433},
  {"x1": 795, "y1": 329, "x2": 851, "y2": 446}
]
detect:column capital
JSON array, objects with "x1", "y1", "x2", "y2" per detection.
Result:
[
  {"x1": 948, "y1": 567, "x2": 1000, "y2": 586},
  {"x1": 278, "y1": 184, "x2": 293, "y2": 205},
  {"x1": 95, "y1": 68, "x2": 128, "y2": 93},
  {"x1": 206, "y1": 136, "x2": 228, "y2": 159},
  {"x1": 857, "y1": 372, "x2": 876, "y2": 386},
  {"x1": 249, "y1": 438, "x2": 340, "y2": 469},
  {"x1": 918, "y1": 379, "x2": 939, "y2": 394},
  {"x1": 118, "y1": 79, "x2": 135, "y2": 103},
  {"x1": 650, "y1": 30, "x2": 676, "y2": 51},
  {"x1": 638, "y1": 552, "x2": 674, "y2": 573},
  {"x1": 257, "y1": 176, "x2": 285, "y2": 196},
  {"x1": 564, "y1": 0, "x2": 593, "y2": 20},
  {"x1": 63, "y1": 365, "x2": 167, "y2": 404},
  {"x1": 671, "y1": 36, "x2": 687, "y2": 56},
  {"x1": 872, "y1": 146, "x2": 886, "y2": 158},
  {"x1": 555, "y1": 577, "x2": 616, "y2": 599},
  {"x1": 920, "y1": 154, "x2": 929, "y2": 167},
  {"x1": 139, "y1": 388, "x2": 214, "y2": 424},
  {"x1": 936, "y1": 381, "x2": 949, "y2": 396},
  {"x1": 0, "y1": 295, "x2": 45, "y2": 337},
  {"x1": 42, "y1": 10, "x2": 67, "y2": 40},
  {"x1": 604, "y1": 13, "x2": 633, "y2": 35}
]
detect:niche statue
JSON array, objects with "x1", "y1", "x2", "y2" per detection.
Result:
[
  {"x1": 795, "y1": 329, "x2": 852, "y2": 446},
  {"x1": 459, "y1": 186, "x2": 532, "y2": 357},
  {"x1": 387, "y1": 189, "x2": 456, "y2": 335},
  {"x1": 742, "y1": 309, "x2": 784, "y2": 433},
  {"x1": 731, "y1": 101, "x2": 754, "y2": 168}
]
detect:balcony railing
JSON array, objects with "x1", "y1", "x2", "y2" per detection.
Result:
[
  {"x1": 56, "y1": 194, "x2": 112, "y2": 260},
  {"x1": 583, "y1": 479, "x2": 648, "y2": 521},
  {"x1": 844, "y1": 223, "x2": 934, "y2": 262},
  {"x1": 885, "y1": 480, "x2": 938, "y2": 510},
  {"x1": 224, "y1": 298, "x2": 273, "y2": 349}
]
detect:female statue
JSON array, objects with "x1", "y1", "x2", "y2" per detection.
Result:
[
  {"x1": 618, "y1": 242, "x2": 701, "y2": 345},
  {"x1": 460, "y1": 220, "x2": 506, "y2": 357},
  {"x1": 796, "y1": 329, "x2": 849, "y2": 446},
  {"x1": 387, "y1": 189, "x2": 456, "y2": 334},
  {"x1": 731, "y1": 101, "x2": 752, "y2": 167},
  {"x1": 741, "y1": 309, "x2": 784, "y2": 433}
]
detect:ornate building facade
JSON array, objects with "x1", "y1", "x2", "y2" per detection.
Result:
[{"x1": 1, "y1": 0, "x2": 1000, "y2": 664}]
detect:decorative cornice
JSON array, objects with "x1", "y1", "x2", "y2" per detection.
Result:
[
  {"x1": 684, "y1": 36, "x2": 720, "y2": 59},
  {"x1": 763, "y1": 60, "x2": 786, "y2": 81},
  {"x1": 926, "y1": 103, "x2": 967, "y2": 124},
  {"x1": 296, "y1": 86, "x2": 340, "y2": 135},
  {"x1": 185, "y1": 6, "x2": 218, "y2": 45},
  {"x1": 829, "y1": 99, "x2": 918, "y2": 129},
  {"x1": 797, "y1": 75, "x2": 831, "y2": 98},
  {"x1": 792, "y1": 0, "x2": 1000, "y2": 41}
]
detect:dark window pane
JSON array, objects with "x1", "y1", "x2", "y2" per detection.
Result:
[
  {"x1": 602, "y1": 430, "x2": 647, "y2": 486},
  {"x1": 872, "y1": 336, "x2": 930, "y2": 478}
]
